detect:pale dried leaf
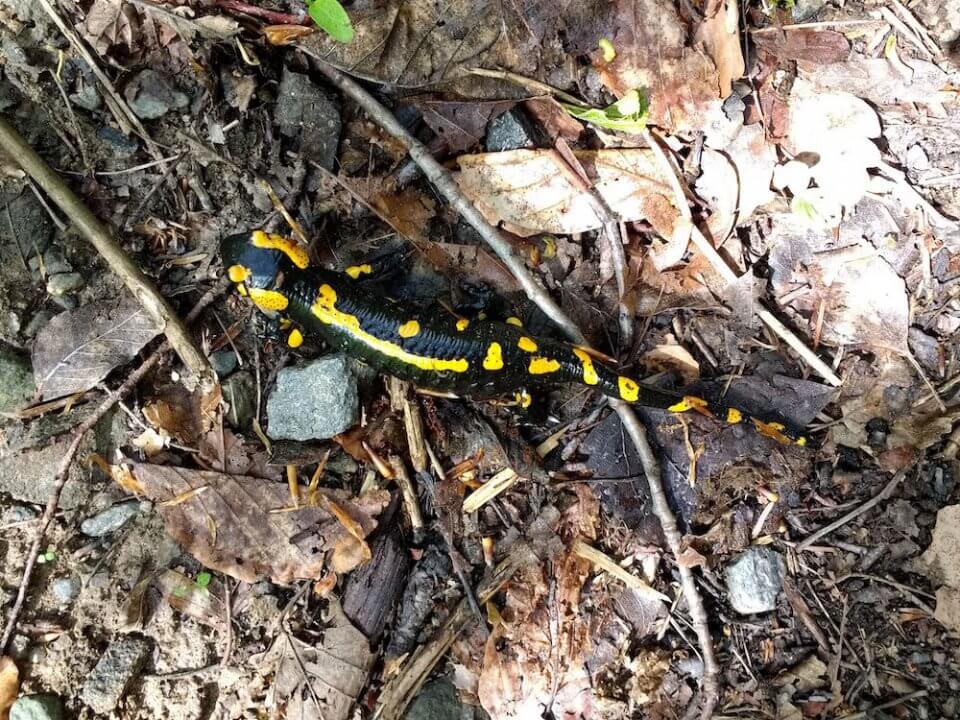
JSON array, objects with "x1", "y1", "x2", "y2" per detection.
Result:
[
  {"x1": 129, "y1": 463, "x2": 390, "y2": 583},
  {"x1": 934, "y1": 586, "x2": 960, "y2": 634},
  {"x1": 155, "y1": 569, "x2": 225, "y2": 630},
  {"x1": 0, "y1": 657, "x2": 17, "y2": 720},
  {"x1": 787, "y1": 79, "x2": 881, "y2": 154},
  {"x1": 32, "y1": 294, "x2": 163, "y2": 400},
  {"x1": 596, "y1": 0, "x2": 721, "y2": 133},
  {"x1": 410, "y1": 97, "x2": 515, "y2": 153},
  {"x1": 640, "y1": 343, "x2": 700, "y2": 385},
  {"x1": 455, "y1": 149, "x2": 678, "y2": 237},
  {"x1": 693, "y1": 0, "x2": 744, "y2": 98},
  {"x1": 269, "y1": 599, "x2": 374, "y2": 720},
  {"x1": 918, "y1": 504, "x2": 960, "y2": 589}
]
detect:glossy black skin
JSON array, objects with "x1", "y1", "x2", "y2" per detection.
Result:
[{"x1": 221, "y1": 233, "x2": 807, "y2": 444}]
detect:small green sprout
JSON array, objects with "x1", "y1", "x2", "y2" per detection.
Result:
[{"x1": 561, "y1": 89, "x2": 649, "y2": 134}]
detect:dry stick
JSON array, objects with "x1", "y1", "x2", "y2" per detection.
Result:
[
  {"x1": 836, "y1": 689, "x2": 928, "y2": 720},
  {"x1": 797, "y1": 468, "x2": 910, "y2": 551},
  {"x1": 0, "y1": 278, "x2": 229, "y2": 655},
  {"x1": 0, "y1": 119, "x2": 211, "y2": 383},
  {"x1": 301, "y1": 52, "x2": 722, "y2": 720}
]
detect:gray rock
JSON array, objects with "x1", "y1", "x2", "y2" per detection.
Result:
[
  {"x1": 23, "y1": 310, "x2": 54, "y2": 338},
  {"x1": 210, "y1": 349, "x2": 238, "y2": 378},
  {"x1": 0, "y1": 347, "x2": 34, "y2": 413},
  {"x1": 266, "y1": 355, "x2": 358, "y2": 441},
  {"x1": 2, "y1": 504, "x2": 37, "y2": 524},
  {"x1": 70, "y1": 82, "x2": 102, "y2": 111},
  {"x1": 42, "y1": 247, "x2": 72, "y2": 275},
  {"x1": 275, "y1": 67, "x2": 341, "y2": 170},
  {"x1": 124, "y1": 69, "x2": 189, "y2": 120},
  {"x1": 485, "y1": 108, "x2": 537, "y2": 152},
  {"x1": 792, "y1": 0, "x2": 826, "y2": 22},
  {"x1": 0, "y1": 435, "x2": 95, "y2": 509},
  {"x1": 80, "y1": 635, "x2": 152, "y2": 714},
  {"x1": 10, "y1": 694, "x2": 65, "y2": 720},
  {"x1": 725, "y1": 547, "x2": 784, "y2": 614},
  {"x1": 404, "y1": 677, "x2": 465, "y2": 720},
  {"x1": 51, "y1": 576, "x2": 80, "y2": 603},
  {"x1": 97, "y1": 127, "x2": 139, "y2": 157},
  {"x1": 0, "y1": 189, "x2": 54, "y2": 258},
  {"x1": 222, "y1": 370, "x2": 256, "y2": 429},
  {"x1": 46, "y1": 272, "x2": 85, "y2": 296},
  {"x1": 80, "y1": 501, "x2": 141, "y2": 537}
]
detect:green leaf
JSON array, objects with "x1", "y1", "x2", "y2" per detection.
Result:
[
  {"x1": 307, "y1": 0, "x2": 354, "y2": 43},
  {"x1": 195, "y1": 571, "x2": 212, "y2": 589},
  {"x1": 560, "y1": 89, "x2": 649, "y2": 134}
]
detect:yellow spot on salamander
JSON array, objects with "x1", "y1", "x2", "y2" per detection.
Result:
[
  {"x1": 251, "y1": 230, "x2": 310, "y2": 269},
  {"x1": 528, "y1": 356, "x2": 560, "y2": 375},
  {"x1": 506, "y1": 316, "x2": 523, "y2": 327},
  {"x1": 796, "y1": 436, "x2": 807, "y2": 447},
  {"x1": 726, "y1": 408, "x2": 743, "y2": 424},
  {"x1": 247, "y1": 288, "x2": 289, "y2": 312},
  {"x1": 456, "y1": 318, "x2": 470, "y2": 331},
  {"x1": 618, "y1": 376, "x2": 640, "y2": 402},
  {"x1": 483, "y1": 343, "x2": 504, "y2": 371},
  {"x1": 517, "y1": 336, "x2": 538, "y2": 353},
  {"x1": 311, "y1": 284, "x2": 469, "y2": 374},
  {"x1": 668, "y1": 396, "x2": 710, "y2": 413},
  {"x1": 345, "y1": 264, "x2": 372, "y2": 279},
  {"x1": 398, "y1": 320, "x2": 420, "y2": 338},
  {"x1": 236, "y1": 284, "x2": 247, "y2": 296},
  {"x1": 572, "y1": 347, "x2": 599, "y2": 386},
  {"x1": 288, "y1": 328, "x2": 303, "y2": 348},
  {"x1": 752, "y1": 418, "x2": 793, "y2": 445},
  {"x1": 515, "y1": 390, "x2": 532, "y2": 408},
  {"x1": 228, "y1": 264, "x2": 250, "y2": 283}
]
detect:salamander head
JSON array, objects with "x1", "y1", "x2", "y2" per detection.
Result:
[{"x1": 221, "y1": 232, "x2": 284, "y2": 290}]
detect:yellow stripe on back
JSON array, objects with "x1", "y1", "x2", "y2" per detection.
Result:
[
  {"x1": 251, "y1": 230, "x2": 310, "y2": 269},
  {"x1": 572, "y1": 347, "x2": 599, "y2": 386},
  {"x1": 345, "y1": 264, "x2": 372, "y2": 279},
  {"x1": 618, "y1": 376, "x2": 639, "y2": 402},
  {"x1": 311, "y1": 284, "x2": 468, "y2": 374},
  {"x1": 528, "y1": 356, "x2": 560, "y2": 375},
  {"x1": 483, "y1": 343, "x2": 504, "y2": 371},
  {"x1": 248, "y1": 288, "x2": 289, "y2": 312}
]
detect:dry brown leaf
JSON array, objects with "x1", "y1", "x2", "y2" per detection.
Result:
[
  {"x1": 197, "y1": 426, "x2": 283, "y2": 482},
  {"x1": 478, "y1": 553, "x2": 593, "y2": 720},
  {"x1": 144, "y1": 383, "x2": 222, "y2": 446},
  {"x1": 524, "y1": 98, "x2": 584, "y2": 143},
  {"x1": 263, "y1": 24, "x2": 316, "y2": 45},
  {"x1": 753, "y1": 28, "x2": 851, "y2": 65},
  {"x1": 0, "y1": 657, "x2": 17, "y2": 720},
  {"x1": 693, "y1": 0, "x2": 745, "y2": 98},
  {"x1": 639, "y1": 342, "x2": 700, "y2": 385},
  {"x1": 155, "y1": 569, "x2": 226, "y2": 630},
  {"x1": 265, "y1": 599, "x2": 374, "y2": 720},
  {"x1": 595, "y1": 0, "x2": 721, "y2": 132},
  {"x1": 129, "y1": 463, "x2": 390, "y2": 583},
  {"x1": 32, "y1": 294, "x2": 164, "y2": 400},
  {"x1": 409, "y1": 97, "x2": 515, "y2": 153},
  {"x1": 456, "y1": 149, "x2": 679, "y2": 238}
]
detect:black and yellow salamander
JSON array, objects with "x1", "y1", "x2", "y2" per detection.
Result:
[{"x1": 222, "y1": 230, "x2": 806, "y2": 446}]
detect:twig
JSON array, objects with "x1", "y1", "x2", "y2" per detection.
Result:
[
  {"x1": 304, "y1": 54, "x2": 723, "y2": 719},
  {"x1": 0, "y1": 119, "x2": 211, "y2": 383},
  {"x1": 797, "y1": 468, "x2": 910, "y2": 551},
  {"x1": 123, "y1": 152, "x2": 184, "y2": 230},
  {"x1": 835, "y1": 689, "x2": 928, "y2": 720},
  {"x1": 373, "y1": 542, "x2": 535, "y2": 720},
  {"x1": 0, "y1": 278, "x2": 228, "y2": 655},
  {"x1": 387, "y1": 457, "x2": 424, "y2": 541}
]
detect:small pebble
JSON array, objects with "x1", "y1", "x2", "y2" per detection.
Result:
[
  {"x1": 210, "y1": 349, "x2": 238, "y2": 378},
  {"x1": 46, "y1": 272, "x2": 85, "y2": 296},
  {"x1": 10, "y1": 694, "x2": 65, "y2": 720},
  {"x1": 80, "y1": 501, "x2": 140, "y2": 537},
  {"x1": 2, "y1": 504, "x2": 38, "y2": 524},
  {"x1": 81, "y1": 635, "x2": 153, "y2": 714},
  {"x1": 51, "y1": 576, "x2": 80, "y2": 604}
]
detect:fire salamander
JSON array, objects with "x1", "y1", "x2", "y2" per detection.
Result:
[{"x1": 221, "y1": 231, "x2": 806, "y2": 446}]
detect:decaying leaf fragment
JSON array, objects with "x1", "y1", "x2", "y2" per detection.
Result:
[
  {"x1": 32, "y1": 294, "x2": 163, "y2": 400},
  {"x1": 455, "y1": 149, "x2": 679, "y2": 238},
  {"x1": 918, "y1": 504, "x2": 960, "y2": 633},
  {"x1": 128, "y1": 463, "x2": 390, "y2": 583},
  {"x1": 264, "y1": 599, "x2": 374, "y2": 720},
  {"x1": 0, "y1": 657, "x2": 18, "y2": 720}
]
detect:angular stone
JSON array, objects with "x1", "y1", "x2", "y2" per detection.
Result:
[
  {"x1": 80, "y1": 636, "x2": 152, "y2": 714},
  {"x1": 725, "y1": 546, "x2": 785, "y2": 614},
  {"x1": 267, "y1": 356, "x2": 358, "y2": 441},
  {"x1": 80, "y1": 501, "x2": 141, "y2": 537}
]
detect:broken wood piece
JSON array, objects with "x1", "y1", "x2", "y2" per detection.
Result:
[
  {"x1": 461, "y1": 468, "x2": 519, "y2": 514},
  {"x1": 571, "y1": 539, "x2": 669, "y2": 602}
]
